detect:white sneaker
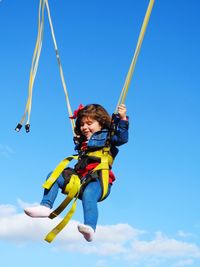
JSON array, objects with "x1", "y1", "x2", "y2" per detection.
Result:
[
  {"x1": 24, "y1": 205, "x2": 51, "y2": 218},
  {"x1": 78, "y1": 224, "x2": 94, "y2": 242}
]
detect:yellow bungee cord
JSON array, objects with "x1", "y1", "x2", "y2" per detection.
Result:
[
  {"x1": 115, "y1": 0, "x2": 155, "y2": 113},
  {"x1": 15, "y1": 0, "x2": 154, "y2": 133},
  {"x1": 15, "y1": 0, "x2": 75, "y2": 134}
]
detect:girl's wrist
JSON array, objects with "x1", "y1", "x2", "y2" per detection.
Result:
[{"x1": 120, "y1": 115, "x2": 128, "y2": 121}]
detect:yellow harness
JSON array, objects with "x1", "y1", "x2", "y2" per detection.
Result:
[{"x1": 43, "y1": 147, "x2": 113, "y2": 243}]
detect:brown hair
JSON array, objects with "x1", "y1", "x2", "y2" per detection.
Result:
[{"x1": 74, "y1": 104, "x2": 111, "y2": 136}]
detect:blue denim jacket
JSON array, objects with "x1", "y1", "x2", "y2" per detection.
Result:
[{"x1": 75, "y1": 118, "x2": 129, "y2": 158}]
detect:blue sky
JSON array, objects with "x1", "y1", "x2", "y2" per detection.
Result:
[{"x1": 1, "y1": 0, "x2": 200, "y2": 266}]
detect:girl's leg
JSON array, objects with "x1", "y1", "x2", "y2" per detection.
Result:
[
  {"x1": 78, "y1": 179, "x2": 111, "y2": 241},
  {"x1": 41, "y1": 173, "x2": 65, "y2": 208},
  {"x1": 24, "y1": 173, "x2": 65, "y2": 217},
  {"x1": 81, "y1": 179, "x2": 111, "y2": 230}
]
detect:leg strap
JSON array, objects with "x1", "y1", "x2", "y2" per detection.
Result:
[
  {"x1": 42, "y1": 155, "x2": 79, "y2": 243},
  {"x1": 91, "y1": 152, "x2": 110, "y2": 201},
  {"x1": 44, "y1": 174, "x2": 81, "y2": 243},
  {"x1": 42, "y1": 155, "x2": 78, "y2": 190}
]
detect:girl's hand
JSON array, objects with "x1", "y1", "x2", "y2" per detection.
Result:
[{"x1": 117, "y1": 104, "x2": 127, "y2": 120}]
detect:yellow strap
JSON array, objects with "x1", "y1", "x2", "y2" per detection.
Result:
[
  {"x1": 115, "y1": 0, "x2": 155, "y2": 112},
  {"x1": 45, "y1": 174, "x2": 81, "y2": 243},
  {"x1": 92, "y1": 161, "x2": 109, "y2": 172},
  {"x1": 87, "y1": 150, "x2": 113, "y2": 166},
  {"x1": 49, "y1": 174, "x2": 81, "y2": 219},
  {"x1": 45, "y1": 198, "x2": 78, "y2": 243},
  {"x1": 44, "y1": 175, "x2": 81, "y2": 243},
  {"x1": 91, "y1": 151, "x2": 110, "y2": 201},
  {"x1": 101, "y1": 169, "x2": 109, "y2": 200},
  {"x1": 42, "y1": 155, "x2": 78, "y2": 190}
]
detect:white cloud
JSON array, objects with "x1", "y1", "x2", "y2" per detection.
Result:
[
  {"x1": 175, "y1": 259, "x2": 194, "y2": 267},
  {"x1": 177, "y1": 230, "x2": 193, "y2": 239},
  {"x1": 95, "y1": 259, "x2": 108, "y2": 267},
  {"x1": 0, "y1": 204, "x2": 17, "y2": 216},
  {"x1": 0, "y1": 203, "x2": 81, "y2": 244},
  {"x1": 129, "y1": 231, "x2": 200, "y2": 260},
  {"x1": 0, "y1": 202, "x2": 200, "y2": 267}
]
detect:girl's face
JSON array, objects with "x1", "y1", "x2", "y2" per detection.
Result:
[{"x1": 80, "y1": 116, "x2": 102, "y2": 140}]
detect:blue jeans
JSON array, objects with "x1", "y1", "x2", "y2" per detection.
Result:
[{"x1": 41, "y1": 173, "x2": 111, "y2": 230}]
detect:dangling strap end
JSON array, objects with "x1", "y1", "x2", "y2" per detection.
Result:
[
  {"x1": 15, "y1": 123, "x2": 23, "y2": 132},
  {"x1": 44, "y1": 233, "x2": 55, "y2": 243},
  {"x1": 25, "y1": 124, "x2": 30, "y2": 133}
]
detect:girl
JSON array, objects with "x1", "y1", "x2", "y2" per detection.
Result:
[{"x1": 24, "y1": 103, "x2": 129, "y2": 242}]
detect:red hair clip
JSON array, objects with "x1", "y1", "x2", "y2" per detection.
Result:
[{"x1": 69, "y1": 104, "x2": 84, "y2": 119}]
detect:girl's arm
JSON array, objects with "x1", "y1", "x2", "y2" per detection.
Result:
[{"x1": 111, "y1": 104, "x2": 129, "y2": 146}]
